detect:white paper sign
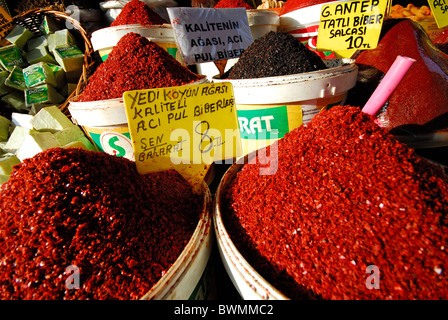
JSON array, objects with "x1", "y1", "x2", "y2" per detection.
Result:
[{"x1": 167, "y1": 7, "x2": 253, "y2": 65}]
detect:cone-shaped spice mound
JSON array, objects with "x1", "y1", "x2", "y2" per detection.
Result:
[
  {"x1": 78, "y1": 32, "x2": 202, "y2": 102},
  {"x1": 0, "y1": 148, "x2": 203, "y2": 299},
  {"x1": 110, "y1": 0, "x2": 167, "y2": 26},
  {"x1": 226, "y1": 31, "x2": 327, "y2": 79},
  {"x1": 214, "y1": 0, "x2": 253, "y2": 9},
  {"x1": 354, "y1": 19, "x2": 448, "y2": 133},
  {"x1": 222, "y1": 105, "x2": 448, "y2": 300}
]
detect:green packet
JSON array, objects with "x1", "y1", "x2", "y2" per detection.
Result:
[
  {"x1": 53, "y1": 45, "x2": 83, "y2": 59},
  {"x1": 0, "y1": 45, "x2": 26, "y2": 71},
  {"x1": 25, "y1": 84, "x2": 64, "y2": 106},
  {"x1": 5, "y1": 66, "x2": 26, "y2": 91},
  {"x1": 23, "y1": 62, "x2": 57, "y2": 88}
]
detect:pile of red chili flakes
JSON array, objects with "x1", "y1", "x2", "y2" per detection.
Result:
[
  {"x1": 0, "y1": 148, "x2": 202, "y2": 299},
  {"x1": 222, "y1": 105, "x2": 448, "y2": 300},
  {"x1": 110, "y1": 0, "x2": 167, "y2": 26},
  {"x1": 78, "y1": 32, "x2": 202, "y2": 102}
]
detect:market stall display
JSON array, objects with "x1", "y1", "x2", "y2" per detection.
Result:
[{"x1": 1, "y1": 0, "x2": 448, "y2": 302}]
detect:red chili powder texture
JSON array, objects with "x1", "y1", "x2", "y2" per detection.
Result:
[
  {"x1": 78, "y1": 32, "x2": 202, "y2": 102},
  {"x1": 222, "y1": 105, "x2": 448, "y2": 300},
  {"x1": 355, "y1": 19, "x2": 448, "y2": 133},
  {"x1": 214, "y1": 0, "x2": 253, "y2": 9},
  {"x1": 110, "y1": 0, "x2": 166, "y2": 26},
  {"x1": 0, "y1": 148, "x2": 203, "y2": 300}
]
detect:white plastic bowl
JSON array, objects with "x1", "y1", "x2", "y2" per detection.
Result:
[{"x1": 214, "y1": 159, "x2": 289, "y2": 300}]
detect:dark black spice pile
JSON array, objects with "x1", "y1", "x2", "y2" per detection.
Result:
[{"x1": 225, "y1": 31, "x2": 328, "y2": 79}]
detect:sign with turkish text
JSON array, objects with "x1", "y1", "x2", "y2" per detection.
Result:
[
  {"x1": 428, "y1": 0, "x2": 448, "y2": 28},
  {"x1": 123, "y1": 82, "x2": 242, "y2": 192},
  {"x1": 167, "y1": 7, "x2": 253, "y2": 65},
  {"x1": 0, "y1": 6, "x2": 12, "y2": 43},
  {"x1": 316, "y1": 0, "x2": 388, "y2": 58}
]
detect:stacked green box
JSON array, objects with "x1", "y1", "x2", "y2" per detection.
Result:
[
  {"x1": 0, "y1": 115, "x2": 10, "y2": 141},
  {"x1": 1, "y1": 91, "x2": 27, "y2": 112},
  {"x1": 0, "y1": 20, "x2": 84, "y2": 130},
  {"x1": 5, "y1": 66, "x2": 26, "y2": 90},
  {"x1": 0, "y1": 45, "x2": 26, "y2": 71},
  {"x1": 23, "y1": 62, "x2": 57, "y2": 88},
  {"x1": 0, "y1": 71, "x2": 13, "y2": 96},
  {"x1": 27, "y1": 35, "x2": 48, "y2": 51},
  {"x1": 5, "y1": 25, "x2": 33, "y2": 50},
  {"x1": 25, "y1": 84, "x2": 65, "y2": 107}
]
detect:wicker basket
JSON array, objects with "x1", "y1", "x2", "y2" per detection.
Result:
[{"x1": 0, "y1": 8, "x2": 95, "y2": 115}]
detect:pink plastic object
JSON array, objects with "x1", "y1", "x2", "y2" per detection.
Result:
[{"x1": 362, "y1": 55, "x2": 416, "y2": 116}]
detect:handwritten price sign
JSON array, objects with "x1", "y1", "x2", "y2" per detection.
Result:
[
  {"x1": 316, "y1": 0, "x2": 387, "y2": 58},
  {"x1": 123, "y1": 82, "x2": 242, "y2": 192},
  {"x1": 0, "y1": 6, "x2": 12, "y2": 45},
  {"x1": 167, "y1": 7, "x2": 253, "y2": 65},
  {"x1": 429, "y1": 0, "x2": 448, "y2": 28}
]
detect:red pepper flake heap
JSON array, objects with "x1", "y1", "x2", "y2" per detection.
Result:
[
  {"x1": 214, "y1": 0, "x2": 253, "y2": 9},
  {"x1": 0, "y1": 148, "x2": 202, "y2": 300},
  {"x1": 222, "y1": 105, "x2": 448, "y2": 300},
  {"x1": 110, "y1": 0, "x2": 167, "y2": 26},
  {"x1": 78, "y1": 32, "x2": 202, "y2": 102}
]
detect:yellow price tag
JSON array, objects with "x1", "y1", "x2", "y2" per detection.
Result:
[
  {"x1": 0, "y1": 5, "x2": 12, "y2": 42},
  {"x1": 428, "y1": 0, "x2": 448, "y2": 28},
  {"x1": 123, "y1": 82, "x2": 242, "y2": 192},
  {"x1": 316, "y1": 0, "x2": 388, "y2": 58}
]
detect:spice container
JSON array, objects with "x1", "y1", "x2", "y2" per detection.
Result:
[
  {"x1": 91, "y1": 24, "x2": 182, "y2": 63},
  {"x1": 247, "y1": 9, "x2": 280, "y2": 40},
  {"x1": 214, "y1": 155, "x2": 289, "y2": 300},
  {"x1": 70, "y1": 32, "x2": 206, "y2": 160},
  {"x1": 69, "y1": 76, "x2": 208, "y2": 161},
  {"x1": 0, "y1": 148, "x2": 213, "y2": 300},
  {"x1": 215, "y1": 105, "x2": 448, "y2": 300},
  {"x1": 213, "y1": 58, "x2": 357, "y2": 156}
]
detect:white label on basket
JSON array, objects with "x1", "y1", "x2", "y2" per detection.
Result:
[{"x1": 167, "y1": 7, "x2": 253, "y2": 65}]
